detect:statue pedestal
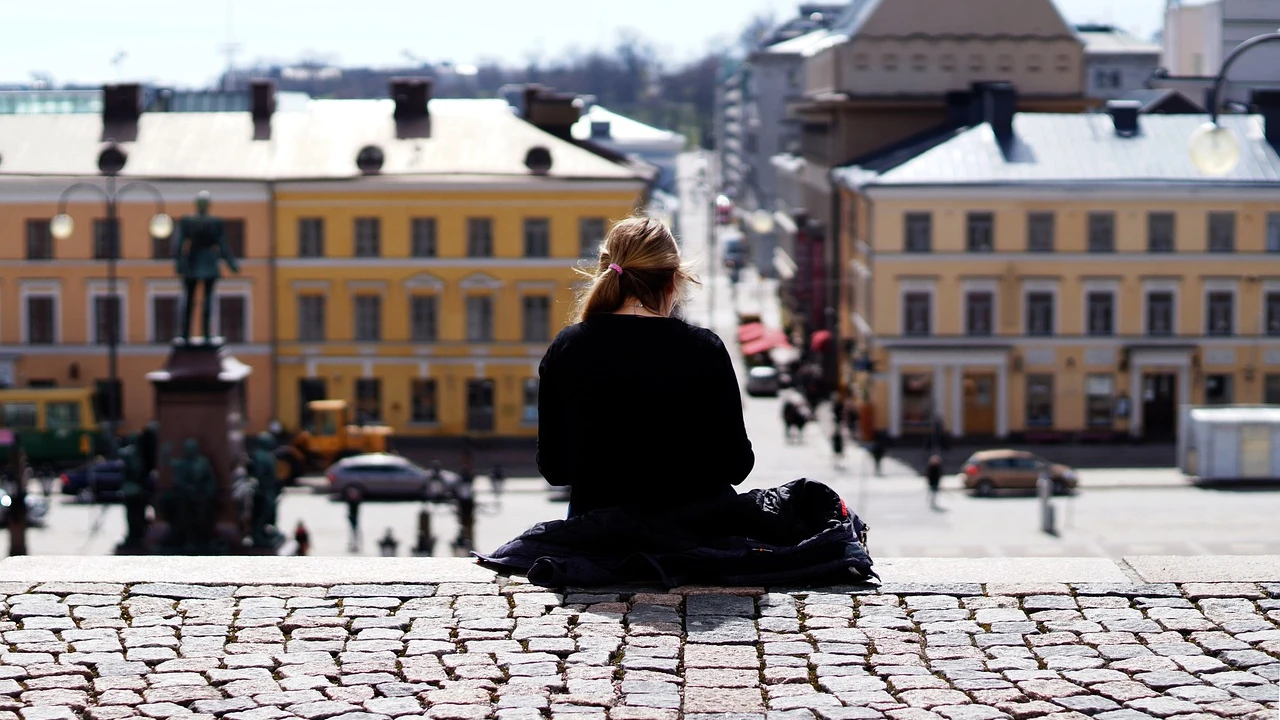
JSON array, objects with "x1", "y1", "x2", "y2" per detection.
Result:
[{"x1": 146, "y1": 337, "x2": 252, "y2": 554}]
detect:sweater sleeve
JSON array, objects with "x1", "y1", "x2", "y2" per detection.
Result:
[
  {"x1": 708, "y1": 335, "x2": 755, "y2": 484},
  {"x1": 534, "y1": 346, "x2": 569, "y2": 486}
]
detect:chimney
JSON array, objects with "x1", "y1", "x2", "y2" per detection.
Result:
[
  {"x1": 250, "y1": 80, "x2": 276, "y2": 122},
  {"x1": 390, "y1": 77, "x2": 432, "y2": 121},
  {"x1": 1251, "y1": 89, "x2": 1280, "y2": 148},
  {"x1": 102, "y1": 83, "x2": 142, "y2": 124},
  {"x1": 522, "y1": 84, "x2": 581, "y2": 141},
  {"x1": 982, "y1": 82, "x2": 1017, "y2": 143},
  {"x1": 945, "y1": 90, "x2": 973, "y2": 127},
  {"x1": 1106, "y1": 99, "x2": 1141, "y2": 137}
]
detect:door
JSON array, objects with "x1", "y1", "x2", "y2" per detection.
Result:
[
  {"x1": 1010, "y1": 455, "x2": 1042, "y2": 489},
  {"x1": 466, "y1": 379, "x2": 495, "y2": 432},
  {"x1": 963, "y1": 374, "x2": 996, "y2": 436},
  {"x1": 298, "y1": 378, "x2": 327, "y2": 431},
  {"x1": 1142, "y1": 373, "x2": 1177, "y2": 441}
]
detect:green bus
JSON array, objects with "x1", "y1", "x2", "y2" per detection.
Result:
[{"x1": 0, "y1": 387, "x2": 101, "y2": 474}]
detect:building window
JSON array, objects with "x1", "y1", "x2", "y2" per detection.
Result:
[
  {"x1": 996, "y1": 54, "x2": 1014, "y2": 72},
  {"x1": 94, "y1": 219, "x2": 119, "y2": 260},
  {"x1": 26, "y1": 220, "x2": 53, "y2": 260},
  {"x1": 522, "y1": 296, "x2": 551, "y2": 342},
  {"x1": 522, "y1": 378, "x2": 539, "y2": 423},
  {"x1": 1267, "y1": 213, "x2": 1280, "y2": 252},
  {"x1": 1266, "y1": 292, "x2": 1280, "y2": 336},
  {"x1": 466, "y1": 295, "x2": 494, "y2": 342},
  {"x1": 354, "y1": 294, "x2": 382, "y2": 342},
  {"x1": 1026, "y1": 375, "x2": 1054, "y2": 428},
  {"x1": 523, "y1": 218, "x2": 551, "y2": 258},
  {"x1": 299, "y1": 218, "x2": 325, "y2": 257},
  {"x1": 1148, "y1": 212, "x2": 1175, "y2": 253},
  {"x1": 224, "y1": 219, "x2": 246, "y2": 259},
  {"x1": 466, "y1": 379, "x2": 495, "y2": 431},
  {"x1": 467, "y1": 217, "x2": 493, "y2": 257},
  {"x1": 1265, "y1": 374, "x2": 1280, "y2": 404},
  {"x1": 410, "y1": 379, "x2": 438, "y2": 423},
  {"x1": 354, "y1": 378, "x2": 381, "y2": 423},
  {"x1": 1146, "y1": 292, "x2": 1174, "y2": 336},
  {"x1": 93, "y1": 295, "x2": 122, "y2": 345},
  {"x1": 1205, "y1": 374, "x2": 1233, "y2": 405},
  {"x1": 966, "y1": 212, "x2": 994, "y2": 252},
  {"x1": 218, "y1": 295, "x2": 246, "y2": 344},
  {"x1": 1026, "y1": 292, "x2": 1054, "y2": 336},
  {"x1": 1027, "y1": 212, "x2": 1054, "y2": 252},
  {"x1": 1208, "y1": 212, "x2": 1235, "y2": 252},
  {"x1": 298, "y1": 378, "x2": 327, "y2": 430},
  {"x1": 904, "y1": 213, "x2": 931, "y2": 252},
  {"x1": 1085, "y1": 375, "x2": 1114, "y2": 428},
  {"x1": 940, "y1": 54, "x2": 956, "y2": 71},
  {"x1": 411, "y1": 218, "x2": 437, "y2": 258},
  {"x1": 298, "y1": 295, "x2": 326, "y2": 342},
  {"x1": 1087, "y1": 212, "x2": 1115, "y2": 253},
  {"x1": 1206, "y1": 291, "x2": 1233, "y2": 336},
  {"x1": 853, "y1": 54, "x2": 870, "y2": 71},
  {"x1": 1027, "y1": 54, "x2": 1043, "y2": 72},
  {"x1": 965, "y1": 292, "x2": 993, "y2": 336},
  {"x1": 410, "y1": 295, "x2": 438, "y2": 342},
  {"x1": 26, "y1": 296, "x2": 56, "y2": 345},
  {"x1": 354, "y1": 217, "x2": 381, "y2": 258},
  {"x1": 1086, "y1": 292, "x2": 1114, "y2": 336},
  {"x1": 580, "y1": 217, "x2": 606, "y2": 258},
  {"x1": 900, "y1": 373, "x2": 933, "y2": 428},
  {"x1": 911, "y1": 54, "x2": 928, "y2": 71},
  {"x1": 151, "y1": 295, "x2": 179, "y2": 344},
  {"x1": 903, "y1": 292, "x2": 931, "y2": 336},
  {"x1": 969, "y1": 54, "x2": 985, "y2": 72},
  {"x1": 882, "y1": 54, "x2": 899, "y2": 71},
  {"x1": 95, "y1": 379, "x2": 124, "y2": 424}
]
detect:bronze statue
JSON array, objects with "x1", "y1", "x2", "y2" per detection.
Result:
[
  {"x1": 118, "y1": 433, "x2": 150, "y2": 549},
  {"x1": 173, "y1": 191, "x2": 239, "y2": 343},
  {"x1": 249, "y1": 433, "x2": 282, "y2": 547},
  {"x1": 158, "y1": 439, "x2": 218, "y2": 552}
]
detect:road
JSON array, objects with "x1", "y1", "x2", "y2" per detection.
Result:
[{"x1": 10, "y1": 151, "x2": 1280, "y2": 560}]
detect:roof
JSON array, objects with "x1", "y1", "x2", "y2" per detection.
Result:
[
  {"x1": 570, "y1": 104, "x2": 685, "y2": 147},
  {"x1": 837, "y1": 0, "x2": 1074, "y2": 39},
  {"x1": 832, "y1": 121, "x2": 972, "y2": 188},
  {"x1": 1190, "y1": 406, "x2": 1280, "y2": 424},
  {"x1": 0, "y1": 98, "x2": 645, "y2": 182},
  {"x1": 1121, "y1": 88, "x2": 1206, "y2": 114},
  {"x1": 861, "y1": 113, "x2": 1280, "y2": 188},
  {"x1": 1076, "y1": 24, "x2": 1162, "y2": 55},
  {"x1": 763, "y1": 28, "x2": 836, "y2": 56}
]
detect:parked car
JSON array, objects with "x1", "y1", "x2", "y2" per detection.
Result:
[
  {"x1": 326, "y1": 453, "x2": 458, "y2": 501},
  {"x1": 745, "y1": 366, "x2": 781, "y2": 397},
  {"x1": 60, "y1": 459, "x2": 125, "y2": 501},
  {"x1": 722, "y1": 236, "x2": 747, "y2": 270},
  {"x1": 959, "y1": 449, "x2": 1078, "y2": 497},
  {"x1": 0, "y1": 487, "x2": 48, "y2": 527}
]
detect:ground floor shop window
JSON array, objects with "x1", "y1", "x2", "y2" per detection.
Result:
[
  {"x1": 522, "y1": 378, "x2": 539, "y2": 423},
  {"x1": 900, "y1": 373, "x2": 933, "y2": 428},
  {"x1": 1026, "y1": 374, "x2": 1054, "y2": 428},
  {"x1": 94, "y1": 379, "x2": 123, "y2": 424},
  {"x1": 298, "y1": 378, "x2": 327, "y2": 431},
  {"x1": 467, "y1": 379, "x2": 495, "y2": 432},
  {"x1": 410, "y1": 379, "x2": 437, "y2": 424},
  {"x1": 1265, "y1": 374, "x2": 1280, "y2": 404},
  {"x1": 1085, "y1": 374, "x2": 1114, "y2": 427},
  {"x1": 1205, "y1": 374, "x2": 1233, "y2": 405},
  {"x1": 355, "y1": 378, "x2": 382, "y2": 423}
]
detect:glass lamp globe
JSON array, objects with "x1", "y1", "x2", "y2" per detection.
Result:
[
  {"x1": 49, "y1": 214, "x2": 74, "y2": 240},
  {"x1": 749, "y1": 209, "x2": 775, "y2": 234},
  {"x1": 1189, "y1": 122, "x2": 1241, "y2": 176},
  {"x1": 149, "y1": 213, "x2": 174, "y2": 240}
]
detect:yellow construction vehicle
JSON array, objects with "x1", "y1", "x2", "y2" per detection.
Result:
[{"x1": 275, "y1": 399, "x2": 393, "y2": 483}]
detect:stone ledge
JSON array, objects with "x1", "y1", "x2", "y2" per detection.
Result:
[{"x1": 1125, "y1": 555, "x2": 1280, "y2": 583}]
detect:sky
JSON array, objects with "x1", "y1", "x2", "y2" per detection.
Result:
[{"x1": 2, "y1": 0, "x2": 1171, "y2": 88}]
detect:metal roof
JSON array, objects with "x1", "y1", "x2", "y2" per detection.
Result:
[
  {"x1": 863, "y1": 113, "x2": 1280, "y2": 187},
  {"x1": 1076, "y1": 26, "x2": 1162, "y2": 55},
  {"x1": 0, "y1": 98, "x2": 643, "y2": 182}
]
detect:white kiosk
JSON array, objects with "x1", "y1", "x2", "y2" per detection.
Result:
[{"x1": 1178, "y1": 405, "x2": 1280, "y2": 480}]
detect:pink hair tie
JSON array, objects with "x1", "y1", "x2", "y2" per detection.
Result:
[{"x1": 609, "y1": 263, "x2": 624, "y2": 276}]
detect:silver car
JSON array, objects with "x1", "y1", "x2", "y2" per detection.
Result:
[
  {"x1": 326, "y1": 454, "x2": 457, "y2": 501},
  {"x1": 746, "y1": 366, "x2": 780, "y2": 397}
]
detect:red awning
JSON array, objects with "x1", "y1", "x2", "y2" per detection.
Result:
[
  {"x1": 737, "y1": 322, "x2": 765, "y2": 343},
  {"x1": 810, "y1": 329, "x2": 833, "y2": 353},
  {"x1": 742, "y1": 330, "x2": 793, "y2": 356}
]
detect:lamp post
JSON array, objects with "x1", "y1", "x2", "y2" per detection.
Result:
[
  {"x1": 49, "y1": 142, "x2": 173, "y2": 456},
  {"x1": 1189, "y1": 28, "x2": 1280, "y2": 175}
]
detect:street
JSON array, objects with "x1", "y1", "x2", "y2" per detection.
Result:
[{"x1": 11, "y1": 150, "x2": 1280, "y2": 561}]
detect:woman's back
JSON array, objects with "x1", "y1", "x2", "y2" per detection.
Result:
[{"x1": 536, "y1": 314, "x2": 754, "y2": 515}]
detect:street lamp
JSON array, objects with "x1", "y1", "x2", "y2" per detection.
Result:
[
  {"x1": 49, "y1": 141, "x2": 172, "y2": 454},
  {"x1": 1189, "y1": 28, "x2": 1280, "y2": 175}
]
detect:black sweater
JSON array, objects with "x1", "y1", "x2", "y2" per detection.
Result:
[{"x1": 536, "y1": 314, "x2": 755, "y2": 515}]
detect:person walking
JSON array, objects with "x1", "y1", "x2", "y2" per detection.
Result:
[
  {"x1": 344, "y1": 487, "x2": 362, "y2": 552},
  {"x1": 293, "y1": 521, "x2": 311, "y2": 556},
  {"x1": 926, "y1": 454, "x2": 943, "y2": 510},
  {"x1": 871, "y1": 434, "x2": 887, "y2": 476},
  {"x1": 489, "y1": 464, "x2": 506, "y2": 505}
]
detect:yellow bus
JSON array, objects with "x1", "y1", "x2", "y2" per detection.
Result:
[{"x1": 0, "y1": 387, "x2": 101, "y2": 472}]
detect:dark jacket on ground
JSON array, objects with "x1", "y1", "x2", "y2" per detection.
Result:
[
  {"x1": 536, "y1": 314, "x2": 754, "y2": 516},
  {"x1": 477, "y1": 478, "x2": 875, "y2": 588}
]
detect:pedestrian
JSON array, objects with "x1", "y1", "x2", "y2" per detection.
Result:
[
  {"x1": 38, "y1": 470, "x2": 54, "y2": 498},
  {"x1": 926, "y1": 454, "x2": 943, "y2": 509},
  {"x1": 293, "y1": 521, "x2": 311, "y2": 556},
  {"x1": 846, "y1": 399, "x2": 860, "y2": 439},
  {"x1": 489, "y1": 464, "x2": 505, "y2": 504},
  {"x1": 831, "y1": 425, "x2": 845, "y2": 469},
  {"x1": 344, "y1": 486, "x2": 362, "y2": 552},
  {"x1": 871, "y1": 435, "x2": 886, "y2": 476}
]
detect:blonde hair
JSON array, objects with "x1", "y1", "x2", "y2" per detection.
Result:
[{"x1": 571, "y1": 216, "x2": 698, "y2": 322}]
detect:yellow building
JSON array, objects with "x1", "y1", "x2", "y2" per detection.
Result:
[
  {"x1": 838, "y1": 102, "x2": 1280, "y2": 442},
  {"x1": 271, "y1": 89, "x2": 649, "y2": 438}
]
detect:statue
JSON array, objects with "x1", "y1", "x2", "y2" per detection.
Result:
[
  {"x1": 173, "y1": 191, "x2": 240, "y2": 343},
  {"x1": 118, "y1": 433, "x2": 151, "y2": 550},
  {"x1": 157, "y1": 439, "x2": 219, "y2": 553},
  {"x1": 248, "y1": 432, "x2": 283, "y2": 547}
]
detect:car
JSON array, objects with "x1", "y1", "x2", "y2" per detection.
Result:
[
  {"x1": 0, "y1": 487, "x2": 48, "y2": 527},
  {"x1": 722, "y1": 236, "x2": 747, "y2": 270},
  {"x1": 326, "y1": 453, "x2": 459, "y2": 501},
  {"x1": 746, "y1": 366, "x2": 781, "y2": 397},
  {"x1": 959, "y1": 449, "x2": 1078, "y2": 497},
  {"x1": 60, "y1": 459, "x2": 125, "y2": 501}
]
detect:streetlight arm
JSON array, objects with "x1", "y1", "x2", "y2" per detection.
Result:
[
  {"x1": 115, "y1": 180, "x2": 168, "y2": 215},
  {"x1": 1207, "y1": 30, "x2": 1280, "y2": 124},
  {"x1": 54, "y1": 182, "x2": 111, "y2": 215}
]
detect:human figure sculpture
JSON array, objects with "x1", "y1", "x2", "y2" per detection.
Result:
[
  {"x1": 159, "y1": 439, "x2": 218, "y2": 552},
  {"x1": 118, "y1": 433, "x2": 151, "y2": 549},
  {"x1": 173, "y1": 191, "x2": 240, "y2": 343},
  {"x1": 249, "y1": 432, "x2": 282, "y2": 547}
]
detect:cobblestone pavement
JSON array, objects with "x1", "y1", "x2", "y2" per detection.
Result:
[{"x1": 0, "y1": 576, "x2": 1277, "y2": 720}]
